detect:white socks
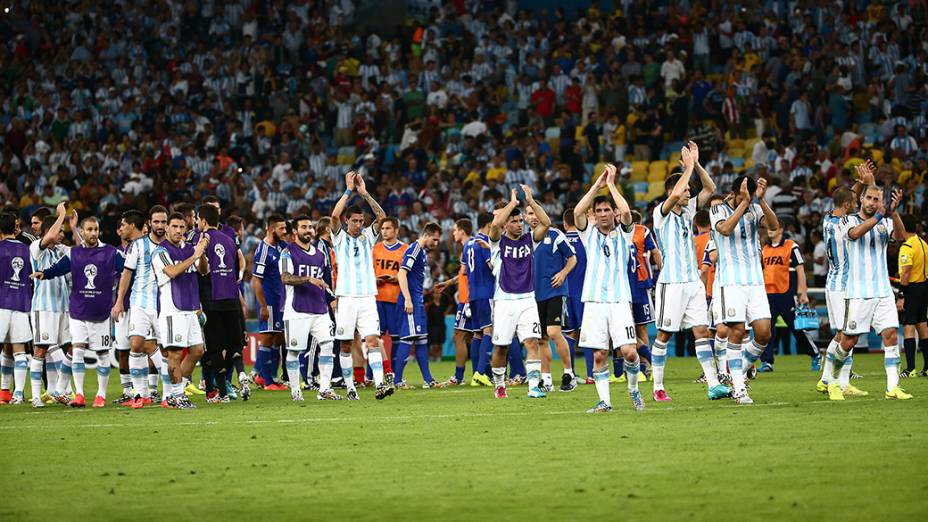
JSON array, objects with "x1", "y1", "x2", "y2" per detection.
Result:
[
  {"x1": 822, "y1": 339, "x2": 839, "y2": 384},
  {"x1": 318, "y1": 341, "x2": 335, "y2": 391},
  {"x1": 12, "y1": 352, "x2": 28, "y2": 397},
  {"x1": 129, "y1": 352, "x2": 148, "y2": 397},
  {"x1": 713, "y1": 336, "x2": 728, "y2": 376},
  {"x1": 727, "y1": 344, "x2": 745, "y2": 394},
  {"x1": 285, "y1": 351, "x2": 301, "y2": 391},
  {"x1": 339, "y1": 352, "x2": 355, "y2": 391},
  {"x1": 695, "y1": 338, "x2": 720, "y2": 388},
  {"x1": 651, "y1": 341, "x2": 667, "y2": 391},
  {"x1": 368, "y1": 349, "x2": 384, "y2": 386},
  {"x1": 624, "y1": 358, "x2": 640, "y2": 392},
  {"x1": 884, "y1": 345, "x2": 900, "y2": 392},
  {"x1": 593, "y1": 367, "x2": 610, "y2": 406},
  {"x1": 491, "y1": 366, "x2": 506, "y2": 388},
  {"x1": 96, "y1": 350, "x2": 111, "y2": 399},
  {"x1": 526, "y1": 359, "x2": 541, "y2": 389},
  {"x1": 72, "y1": 347, "x2": 86, "y2": 397}
]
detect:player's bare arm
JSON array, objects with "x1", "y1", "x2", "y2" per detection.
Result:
[
  {"x1": 330, "y1": 171, "x2": 357, "y2": 235},
  {"x1": 523, "y1": 184, "x2": 551, "y2": 242},
  {"x1": 755, "y1": 178, "x2": 780, "y2": 231},
  {"x1": 661, "y1": 146, "x2": 695, "y2": 216},
  {"x1": 163, "y1": 234, "x2": 209, "y2": 279},
  {"x1": 489, "y1": 189, "x2": 519, "y2": 241},
  {"x1": 605, "y1": 164, "x2": 632, "y2": 226},
  {"x1": 689, "y1": 141, "x2": 717, "y2": 207},
  {"x1": 356, "y1": 173, "x2": 385, "y2": 234},
  {"x1": 715, "y1": 179, "x2": 752, "y2": 236},
  {"x1": 573, "y1": 172, "x2": 607, "y2": 231}
]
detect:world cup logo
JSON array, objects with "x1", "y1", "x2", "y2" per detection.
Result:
[
  {"x1": 214, "y1": 243, "x2": 227, "y2": 269},
  {"x1": 10, "y1": 257, "x2": 23, "y2": 282},
  {"x1": 84, "y1": 263, "x2": 98, "y2": 290}
]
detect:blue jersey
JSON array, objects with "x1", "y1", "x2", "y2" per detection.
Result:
[
  {"x1": 465, "y1": 232, "x2": 494, "y2": 301},
  {"x1": 534, "y1": 229, "x2": 575, "y2": 301},
  {"x1": 253, "y1": 240, "x2": 285, "y2": 306},
  {"x1": 845, "y1": 213, "x2": 894, "y2": 299},
  {"x1": 399, "y1": 241, "x2": 427, "y2": 304},
  {"x1": 627, "y1": 244, "x2": 649, "y2": 303},
  {"x1": 823, "y1": 214, "x2": 849, "y2": 292},
  {"x1": 564, "y1": 230, "x2": 586, "y2": 298}
]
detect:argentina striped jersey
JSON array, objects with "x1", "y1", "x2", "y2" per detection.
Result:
[
  {"x1": 30, "y1": 241, "x2": 70, "y2": 312},
  {"x1": 332, "y1": 226, "x2": 378, "y2": 297},
  {"x1": 823, "y1": 214, "x2": 849, "y2": 292},
  {"x1": 845, "y1": 214, "x2": 893, "y2": 299},
  {"x1": 124, "y1": 236, "x2": 160, "y2": 310},
  {"x1": 709, "y1": 202, "x2": 764, "y2": 286},
  {"x1": 652, "y1": 197, "x2": 699, "y2": 283},
  {"x1": 578, "y1": 224, "x2": 635, "y2": 303}
]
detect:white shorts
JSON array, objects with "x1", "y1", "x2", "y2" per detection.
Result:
[
  {"x1": 0, "y1": 309, "x2": 32, "y2": 344},
  {"x1": 31, "y1": 310, "x2": 70, "y2": 346},
  {"x1": 115, "y1": 316, "x2": 130, "y2": 351},
  {"x1": 70, "y1": 319, "x2": 114, "y2": 351},
  {"x1": 284, "y1": 313, "x2": 335, "y2": 351},
  {"x1": 826, "y1": 290, "x2": 847, "y2": 332},
  {"x1": 714, "y1": 284, "x2": 771, "y2": 325},
  {"x1": 578, "y1": 302, "x2": 637, "y2": 349},
  {"x1": 843, "y1": 296, "x2": 898, "y2": 336},
  {"x1": 128, "y1": 307, "x2": 160, "y2": 341},
  {"x1": 158, "y1": 313, "x2": 204, "y2": 348},
  {"x1": 654, "y1": 281, "x2": 710, "y2": 332},
  {"x1": 491, "y1": 297, "x2": 541, "y2": 346},
  {"x1": 334, "y1": 296, "x2": 380, "y2": 340}
]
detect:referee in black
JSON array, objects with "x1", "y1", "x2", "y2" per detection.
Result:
[{"x1": 897, "y1": 214, "x2": 928, "y2": 378}]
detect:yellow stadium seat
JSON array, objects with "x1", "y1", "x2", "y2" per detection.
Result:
[
  {"x1": 744, "y1": 138, "x2": 760, "y2": 151},
  {"x1": 631, "y1": 161, "x2": 649, "y2": 177},
  {"x1": 668, "y1": 152, "x2": 681, "y2": 167},
  {"x1": 649, "y1": 160, "x2": 668, "y2": 174},
  {"x1": 646, "y1": 182, "x2": 665, "y2": 201},
  {"x1": 648, "y1": 169, "x2": 665, "y2": 181},
  {"x1": 870, "y1": 149, "x2": 883, "y2": 166},
  {"x1": 743, "y1": 158, "x2": 755, "y2": 171},
  {"x1": 898, "y1": 170, "x2": 913, "y2": 185},
  {"x1": 728, "y1": 139, "x2": 745, "y2": 150},
  {"x1": 630, "y1": 170, "x2": 648, "y2": 183},
  {"x1": 728, "y1": 148, "x2": 745, "y2": 158}
]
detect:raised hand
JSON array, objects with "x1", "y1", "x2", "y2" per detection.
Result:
[
  {"x1": 520, "y1": 184, "x2": 535, "y2": 203},
  {"x1": 345, "y1": 171, "x2": 357, "y2": 191},
  {"x1": 510, "y1": 187, "x2": 519, "y2": 203},
  {"x1": 68, "y1": 209, "x2": 79, "y2": 231},
  {"x1": 755, "y1": 177, "x2": 768, "y2": 199},
  {"x1": 739, "y1": 178, "x2": 751, "y2": 202},
  {"x1": 356, "y1": 172, "x2": 368, "y2": 195},
  {"x1": 889, "y1": 188, "x2": 903, "y2": 214},
  {"x1": 56, "y1": 201, "x2": 67, "y2": 217},
  {"x1": 605, "y1": 163, "x2": 617, "y2": 185},
  {"x1": 687, "y1": 140, "x2": 700, "y2": 163},
  {"x1": 681, "y1": 146, "x2": 694, "y2": 169},
  {"x1": 195, "y1": 232, "x2": 210, "y2": 256}
]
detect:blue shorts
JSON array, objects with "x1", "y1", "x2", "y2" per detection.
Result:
[
  {"x1": 258, "y1": 303, "x2": 284, "y2": 333},
  {"x1": 454, "y1": 303, "x2": 475, "y2": 332},
  {"x1": 631, "y1": 289, "x2": 654, "y2": 325},
  {"x1": 468, "y1": 299, "x2": 493, "y2": 331},
  {"x1": 397, "y1": 303, "x2": 428, "y2": 340},
  {"x1": 564, "y1": 295, "x2": 584, "y2": 332},
  {"x1": 377, "y1": 301, "x2": 400, "y2": 337}
]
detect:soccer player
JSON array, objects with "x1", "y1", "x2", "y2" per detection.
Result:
[
  {"x1": 898, "y1": 212, "x2": 928, "y2": 377},
  {"x1": 437, "y1": 218, "x2": 475, "y2": 386},
  {"x1": 112, "y1": 210, "x2": 146, "y2": 405},
  {"x1": 710, "y1": 175, "x2": 779, "y2": 405},
  {"x1": 251, "y1": 213, "x2": 288, "y2": 390},
  {"x1": 111, "y1": 206, "x2": 170, "y2": 406},
  {"x1": 0, "y1": 211, "x2": 33, "y2": 404},
  {"x1": 373, "y1": 216, "x2": 405, "y2": 379},
  {"x1": 329, "y1": 171, "x2": 394, "y2": 401},
  {"x1": 465, "y1": 213, "x2": 496, "y2": 387},
  {"x1": 395, "y1": 222, "x2": 443, "y2": 387},
  {"x1": 280, "y1": 216, "x2": 341, "y2": 401},
  {"x1": 524, "y1": 205, "x2": 578, "y2": 392},
  {"x1": 652, "y1": 145, "x2": 731, "y2": 401},
  {"x1": 695, "y1": 200, "x2": 730, "y2": 384},
  {"x1": 574, "y1": 165, "x2": 642, "y2": 413},
  {"x1": 151, "y1": 213, "x2": 209, "y2": 409},
  {"x1": 627, "y1": 211, "x2": 660, "y2": 381},
  {"x1": 488, "y1": 184, "x2": 551, "y2": 398},
  {"x1": 194, "y1": 204, "x2": 245, "y2": 403},
  {"x1": 562, "y1": 208, "x2": 589, "y2": 382},
  {"x1": 36, "y1": 217, "x2": 123, "y2": 408},
  {"x1": 836, "y1": 185, "x2": 911, "y2": 400},
  {"x1": 29, "y1": 202, "x2": 74, "y2": 404}
]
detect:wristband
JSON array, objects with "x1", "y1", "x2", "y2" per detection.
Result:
[
  {"x1": 343, "y1": 189, "x2": 352, "y2": 198},
  {"x1": 874, "y1": 213, "x2": 883, "y2": 222}
]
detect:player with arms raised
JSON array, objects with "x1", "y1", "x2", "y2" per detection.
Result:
[{"x1": 574, "y1": 165, "x2": 642, "y2": 413}]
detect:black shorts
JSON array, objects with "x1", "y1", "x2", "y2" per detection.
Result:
[
  {"x1": 902, "y1": 282, "x2": 928, "y2": 325},
  {"x1": 537, "y1": 296, "x2": 566, "y2": 331},
  {"x1": 203, "y1": 309, "x2": 244, "y2": 351}
]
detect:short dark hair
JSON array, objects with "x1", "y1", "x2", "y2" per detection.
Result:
[
  {"x1": 198, "y1": 204, "x2": 220, "y2": 227},
  {"x1": 315, "y1": 217, "x2": 331, "y2": 235},
  {"x1": 455, "y1": 218, "x2": 473, "y2": 236},
  {"x1": 665, "y1": 173, "x2": 684, "y2": 193},
  {"x1": 346, "y1": 205, "x2": 365, "y2": 219},
  {"x1": 380, "y1": 216, "x2": 399, "y2": 229},
  {"x1": 149, "y1": 205, "x2": 169, "y2": 219},
  {"x1": 226, "y1": 215, "x2": 244, "y2": 231},
  {"x1": 266, "y1": 213, "x2": 286, "y2": 228},
  {"x1": 630, "y1": 210, "x2": 642, "y2": 224},
  {"x1": 730, "y1": 175, "x2": 757, "y2": 195},
  {"x1": 477, "y1": 212, "x2": 493, "y2": 229},
  {"x1": 833, "y1": 186, "x2": 855, "y2": 207},
  {"x1": 121, "y1": 210, "x2": 146, "y2": 231},
  {"x1": 292, "y1": 214, "x2": 312, "y2": 227},
  {"x1": 592, "y1": 195, "x2": 616, "y2": 210},
  {"x1": 902, "y1": 214, "x2": 918, "y2": 232},
  {"x1": 508, "y1": 206, "x2": 522, "y2": 217},
  {"x1": 40, "y1": 216, "x2": 57, "y2": 235},
  {"x1": 79, "y1": 216, "x2": 99, "y2": 228},
  {"x1": 200, "y1": 195, "x2": 220, "y2": 207},
  {"x1": 168, "y1": 212, "x2": 186, "y2": 224},
  {"x1": 694, "y1": 210, "x2": 711, "y2": 229},
  {"x1": 0, "y1": 212, "x2": 16, "y2": 234},
  {"x1": 30, "y1": 207, "x2": 51, "y2": 221},
  {"x1": 176, "y1": 202, "x2": 196, "y2": 217},
  {"x1": 563, "y1": 208, "x2": 576, "y2": 227},
  {"x1": 422, "y1": 222, "x2": 442, "y2": 235}
]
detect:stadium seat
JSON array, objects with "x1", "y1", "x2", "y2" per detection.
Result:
[
  {"x1": 646, "y1": 182, "x2": 665, "y2": 201},
  {"x1": 728, "y1": 148, "x2": 745, "y2": 158},
  {"x1": 337, "y1": 146, "x2": 356, "y2": 165},
  {"x1": 632, "y1": 181, "x2": 649, "y2": 195},
  {"x1": 731, "y1": 157, "x2": 745, "y2": 169},
  {"x1": 744, "y1": 138, "x2": 760, "y2": 151},
  {"x1": 649, "y1": 160, "x2": 668, "y2": 175},
  {"x1": 728, "y1": 139, "x2": 745, "y2": 150},
  {"x1": 631, "y1": 161, "x2": 649, "y2": 178},
  {"x1": 870, "y1": 149, "x2": 883, "y2": 165},
  {"x1": 648, "y1": 170, "x2": 665, "y2": 182},
  {"x1": 743, "y1": 158, "x2": 755, "y2": 171}
]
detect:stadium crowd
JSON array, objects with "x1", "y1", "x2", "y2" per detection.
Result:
[{"x1": 1, "y1": 0, "x2": 927, "y2": 311}]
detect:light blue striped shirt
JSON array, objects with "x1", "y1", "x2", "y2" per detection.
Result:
[
  {"x1": 332, "y1": 226, "x2": 378, "y2": 297},
  {"x1": 653, "y1": 198, "x2": 699, "y2": 284},
  {"x1": 124, "y1": 236, "x2": 160, "y2": 311},
  {"x1": 709, "y1": 202, "x2": 765, "y2": 286},
  {"x1": 845, "y1": 214, "x2": 894, "y2": 299},
  {"x1": 823, "y1": 214, "x2": 849, "y2": 292},
  {"x1": 577, "y1": 224, "x2": 635, "y2": 303},
  {"x1": 30, "y1": 241, "x2": 70, "y2": 312}
]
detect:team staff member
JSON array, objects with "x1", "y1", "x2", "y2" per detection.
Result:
[
  {"x1": 759, "y1": 227, "x2": 814, "y2": 372},
  {"x1": 897, "y1": 214, "x2": 928, "y2": 377},
  {"x1": 373, "y1": 217, "x2": 405, "y2": 378}
]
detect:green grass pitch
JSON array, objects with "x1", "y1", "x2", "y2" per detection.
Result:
[{"x1": 1, "y1": 355, "x2": 924, "y2": 521}]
